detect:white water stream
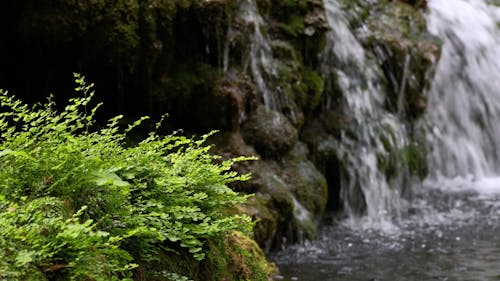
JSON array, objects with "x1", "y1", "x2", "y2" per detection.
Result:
[
  {"x1": 321, "y1": 0, "x2": 409, "y2": 230},
  {"x1": 227, "y1": 0, "x2": 283, "y2": 110},
  {"x1": 424, "y1": 0, "x2": 500, "y2": 193},
  {"x1": 275, "y1": 0, "x2": 500, "y2": 280}
]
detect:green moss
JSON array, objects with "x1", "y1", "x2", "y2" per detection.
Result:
[
  {"x1": 293, "y1": 81, "x2": 309, "y2": 110},
  {"x1": 402, "y1": 144, "x2": 428, "y2": 179},
  {"x1": 362, "y1": 0, "x2": 440, "y2": 119},
  {"x1": 205, "y1": 231, "x2": 275, "y2": 281},
  {"x1": 277, "y1": 64, "x2": 294, "y2": 83},
  {"x1": 283, "y1": 143, "x2": 328, "y2": 217},
  {"x1": 271, "y1": 0, "x2": 308, "y2": 15},
  {"x1": 302, "y1": 68, "x2": 324, "y2": 111},
  {"x1": 377, "y1": 143, "x2": 428, "y2": 181},
  {"x1": 278, "y1": 14, "x2": 306, "y2": 37},
  {"x1": 16, "y1": 0, "x2": 146, "y2": 67},
  {"x1": 270, "y1": 0, "x2": 308, "y2": 38},
  {"x1": 164, "y1": 63, "x2": 220, "y2": 100},
  {"x1": 255, "y1": 0, "x2": 272, "y2": 14},
  {"x1": 271, "y1": 40, "x2": 298, "y2": 61},
  {"x1": 137, "y1": 249, "x2": 200, "y2": 281},
  {"x1": 237, "y1": 195, "x2": 278, "y2": 248},
  {"x1": 295, "y1": 68, "x2": 324, "y2": 112},
  {"x1": 336, "y1": 0, "x2": 372, "y2": 26}
]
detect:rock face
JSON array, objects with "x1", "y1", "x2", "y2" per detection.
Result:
[
  {"x1": 0, "y1": 0, "x2": 440, "y2": 254},
  {"x1": 242, "y1": 106, "x2": 299, "y2": 156},
  {"x1": 366, "y1": 1, "x2": 441, "y2": 119}
]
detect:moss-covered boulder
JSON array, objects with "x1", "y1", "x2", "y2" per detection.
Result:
[
  {"x1": 398, "y1": 0, "x2": 427, "y2": 8},
  {"x1": 242, "y1": 106, "x2": 299, "y2": 157},
  {"x1": 248, "y1": 159, "x2": 320, "y2": 246},
  {"x1": 237, "y1": 194, "x2": 279, "y2": 252},
  {"x1": 136, "y1": 230, "x2": 275, "y2": 281},
  {"x1": 238, "y1": 143, "x2": 328, "y2": 248},
  {"x1": 281, "y1": 143, "x2": 328, "y2": 216},
  {"x1": 204, "y1": 231, "x2": 277, "y2": 281}
]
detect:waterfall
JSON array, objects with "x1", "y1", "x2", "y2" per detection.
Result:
[
  {"x1": 425, "y1": 0, "x2": 500, "y2": 184},
  {"x1": 276, "y1": 2, "x2": 500, "y2": 278},
  {"x1": 321, "y1": 0, "x2": 410, "y2": 230},
  {"x1": 230, "y1": 0, "x2": 281, "y2": 110}
]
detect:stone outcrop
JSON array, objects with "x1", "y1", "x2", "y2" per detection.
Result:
[{"x1": 0, "y1": 0, "x2": 440, "y2": 262}]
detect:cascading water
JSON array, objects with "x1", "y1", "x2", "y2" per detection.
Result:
[
  {"x1": 226, "y1": 0, "x2": 318, "y2": 239},
  {"x1": 274, "y1": 1, "x2": 500, "y2": 280},
  {"x1": 321, "y1": 0, "x2": 410, "y2": 229},
  {"x1": 425, "y1": 0, "x2": 500, "y2": 184},
  {"x1": 226, "y1": 0, "x2": 282, "y2": 110}
]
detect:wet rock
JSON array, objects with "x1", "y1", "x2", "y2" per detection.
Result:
[
  {"x1": 281, "y1": 143, "x2": 328, "y2": 216},
  {"x1": 253, "y1": 161, "x2": 296, "y2": 217},
  {"x1": 203, "y1": 230, "x2": 277, "y2": 281},
  {"x1": 295, "y1": 68, "x2": 325, "y2": 112},
  {"x1": 366, "y1": 1, "x2": 441, "y2": 119},
  {"x1": 249, "y1": 159, "x2": 319, "y2": 246},
  {"x1": 237, "y1": 194, "x2": 279, "y2": 253},
  {"x1": 212, "y1": 72, "x2": 257, "y2": 131},
  {"x1": 242, "y1": 106, "x2": 299, "y2": 157},
  {"x1": 213, "y1": 133, "x2": 326, "y2": 248},
  {"x1": 396, "y1": 0, "x2": 427, "y2": 8}
]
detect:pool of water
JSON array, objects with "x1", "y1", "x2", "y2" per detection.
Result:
[{"x1": 272, "y1": 183, "x2": 500, "y2": 281}]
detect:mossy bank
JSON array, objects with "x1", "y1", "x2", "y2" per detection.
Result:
[{"x1": 0, "y1": 0, "x2": 440, "y2": 279}]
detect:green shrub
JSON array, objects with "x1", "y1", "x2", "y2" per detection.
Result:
[{"x1": 0, "y1": 74, "x2": 254, "y2": 280}]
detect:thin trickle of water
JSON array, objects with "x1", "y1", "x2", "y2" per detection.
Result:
[
  {"x1": 321, "y1": 0, "x2": 409, "y2": 229},
  {"x1": 234, "y1": 0, "x2": 280, "y2": 110},
  {"x1": 425, "y1": 0, "x2": 500, "y2": 181}
]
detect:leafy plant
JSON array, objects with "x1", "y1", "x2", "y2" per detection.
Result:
[{"x1": 0, "y1": 74, "x2": 254, "y2": 280}]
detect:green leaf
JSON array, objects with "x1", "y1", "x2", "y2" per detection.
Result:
[
  {"x1": 15, "y1": 250, "x2": 36, "y2": 266},
  {"x1": 88, "y1": 171, "x2": 130, "y2": 188}
]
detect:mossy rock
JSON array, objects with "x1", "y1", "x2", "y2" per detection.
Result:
[
  {"x1": 16, "y1": 0, "x2": 142, "y2": 64},
  {"x1": 379, "y1": 143, "x2": 428, "y2": 180},
  {"x1": 242, "y1": 106, "x2": 299, "y2": 156},
  {"x1": 143, "y1": 230, "x2": 275, "y2": 281},
  {"x1": 399, "y1": 0, "x2": 427, "y2": 8},
  {"x1": 134, "y1": 248, "x2": 200, "y2": 280},
  {"x1": 269, "y1": 0, "x2": 308, "y2": 29},
  {"x1": 237, "y1": 194, "x2": 278, "y2": 252},
  {"x1": 281, "y1": 143, "x2": 328, "y2": 217},
  {"x1": 270, "y1": 40, "x2": 299, "y2": 62},
  {"x1": 253, "y1": 161, "x2": 296, "y2": 217},
  {"x1": 204, "y1": 231, "x2": 276, "y2": 281},
  {"x1": 245, "y1": 158, "x2": 321, "y2": 246},
  {"x1": 365, "y1": 0, "x2": 441, "y2": 119},
  {"x1": 212, "y1": 72, "x2": 257, "y2": 131},
  {"x1": 295, "y1": 67, "x2": 324, "y2": 112}
]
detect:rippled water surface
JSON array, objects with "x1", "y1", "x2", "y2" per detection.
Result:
[{"x1": 273, "y1": 184, "x2": 500, "y2": 281}]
